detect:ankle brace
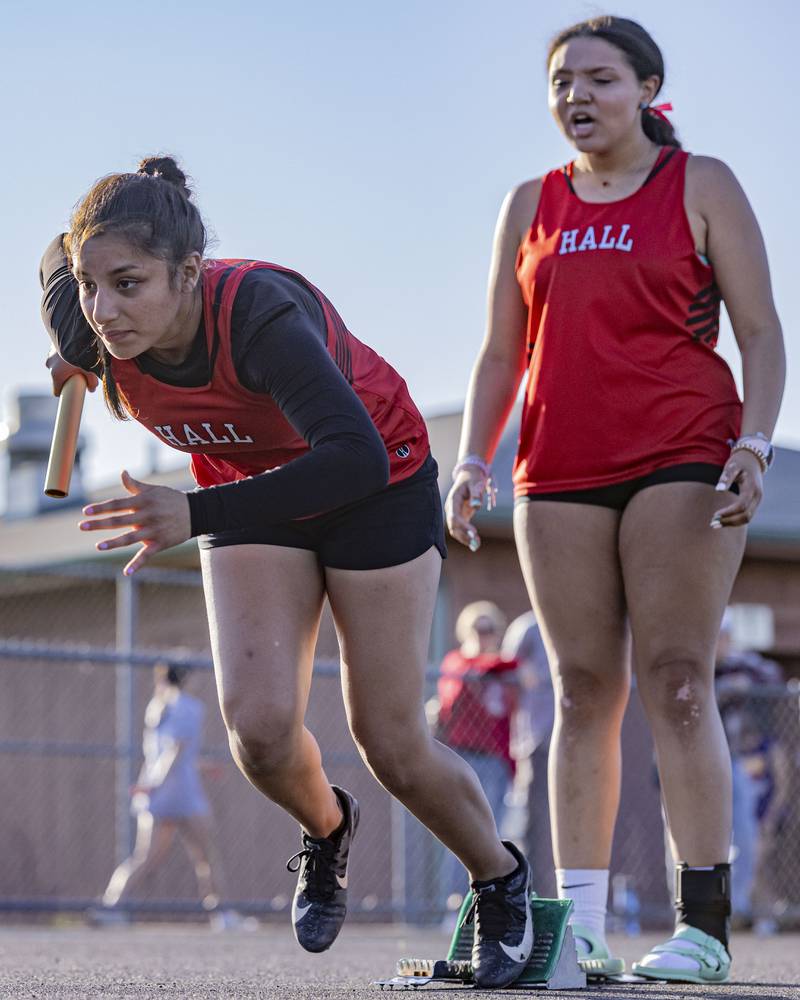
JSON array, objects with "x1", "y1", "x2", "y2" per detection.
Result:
[{"x1": 674, "y1": 863, "x2": 731, "y2": 948}]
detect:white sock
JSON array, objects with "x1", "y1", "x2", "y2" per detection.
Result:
[
  {"x1": 638, "y1": 936, "x2": 704, "y2": 972},
  {"x1": 556, "y1": 868, "x2": 609, "y2": 954}
]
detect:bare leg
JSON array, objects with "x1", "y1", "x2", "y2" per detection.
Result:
[
  {"x1": 620, "y1": 482, "x2": 746, "y2": 863},
  {"x1": 325, "y1": 546, "x2": 514, "y2": 882},
  {"x1": 102, "y1": 813, "x2": 176, "y2": 906},
  {"x1": 513, "y1": 502, "x2": 629, "y2": 868},
  {"x1": 200, "y1": 544, "x2": 341, "y2": 838},
  {"x1": 177, "y1": 815, "x2": 226, "y2": 908}
]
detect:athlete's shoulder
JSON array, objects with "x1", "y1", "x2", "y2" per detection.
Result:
[
  {"x1": 685, "y1": 155, "x2": 747, "y2": 212},
  {"x1": 686, "y1": 153, "x2": 736, "y2": 177},
  {"x1": 498, "y1": 176, "x2": 547, "y2": 247},
  {"x1": 504, "y1": 176, "x2": 545, "y2": 219},
  {"x1": 685, "y1": 154, "x2": 742, "y2": 191},
  {"x1": 225, "y1": 262, "x2": 319, "y2": 326}
]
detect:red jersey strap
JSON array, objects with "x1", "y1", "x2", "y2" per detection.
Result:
[{"x1": 111, "y1": 258, "x2": 430, "y2": 489}]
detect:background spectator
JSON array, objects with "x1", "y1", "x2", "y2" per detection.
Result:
[{"x1": 435, "y1": 602, "x2": 518, "y2": 915}]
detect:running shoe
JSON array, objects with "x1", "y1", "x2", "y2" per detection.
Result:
[
  {"x1": 286, "y1": 785, "x2": 359, "y2": 953},
  {"x1": 462, "y1": 840, "x2": 535, "y2": 988}
]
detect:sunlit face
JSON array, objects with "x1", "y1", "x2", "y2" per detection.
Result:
[
  {"x1": 471, "y1": 616, "x2": 500, "y2": 654},
  {"x1": 73, "y1": 233, "x2": 201, "y2": 362},
  {"x1": 548, "y1": 37, "x2": 659, "y2": 154}
]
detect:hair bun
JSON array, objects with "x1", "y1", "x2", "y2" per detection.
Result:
[{"x1": 137, "y1": 156, "x2": 191, "y2": 197}]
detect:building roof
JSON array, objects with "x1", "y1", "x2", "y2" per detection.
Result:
[
  {"x1": 1, "y1": 407, "x2": 799, "y2": 569},
  {"x1": 0, "y1": 466, "x2": 198, "y2": 570},
  {"x1": 428, "y1": 406, "x2": 800, "y2": 559}
]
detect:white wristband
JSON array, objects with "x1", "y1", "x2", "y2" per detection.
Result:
[
  {"x1": 451, "y1": 454, "x2": 497, "y2": 511},
  {"x1": 452, "y1": 453, "x2": 491, "y2": 481}
]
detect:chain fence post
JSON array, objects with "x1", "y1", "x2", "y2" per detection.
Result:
[
  {"x1": 115, "y1": 571, "x2": 138, "y2": 864},
  {"x1": 390, "y1": 796, "x2": 407, "y2": 922}
]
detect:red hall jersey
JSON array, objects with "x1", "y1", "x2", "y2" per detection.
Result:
[
  {"x1": 111, "y1": 260, "x2": 429, "y2": 489},
  {"x1": 513, "y1": 148, "x2": 742, "y2": 495}
]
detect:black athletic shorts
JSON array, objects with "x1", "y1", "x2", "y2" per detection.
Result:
[
  {"x1": 516, "y1": 462, "x2": 737, "y2": 512},
  {"x1": 198, "y1": 453, "x2": 447, "y2": 570}
]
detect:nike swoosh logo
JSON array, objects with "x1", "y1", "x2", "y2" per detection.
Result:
[
  {"x1": 499, "y1": 894, "x2": 533, "y2": 963},
  {"x1": 560, "y1": 883, "x2": 593, "y2": 890},
  {"x1": 294, "y1": 902, "x2": 312, "y2": 923}
]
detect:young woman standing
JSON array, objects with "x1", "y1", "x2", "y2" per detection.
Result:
[
  {"x1": 42, "y1": 157, "x2": 534, "y2": 989},
  {"x1": 446, "y1": 16, "x2": 784, "y2": 984}
]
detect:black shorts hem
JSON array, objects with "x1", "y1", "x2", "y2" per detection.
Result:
[
  {"x1": 515, "y1": 462, "x2": 737, "y2": 511},
  {"x1": 198, "y1": 453, "x2": 447, "y2": 570}
]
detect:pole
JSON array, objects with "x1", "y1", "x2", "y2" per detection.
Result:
[{"x1": 115, "y1": 573, "x2": 138, "y2": 864}]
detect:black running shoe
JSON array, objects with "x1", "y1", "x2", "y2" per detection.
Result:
[
  {"x1": 463, "y1": 841, "x2": 534, "y2": 988},
  {"x1": 286, "y1": 785, "x2": 359, "y2": 953}
]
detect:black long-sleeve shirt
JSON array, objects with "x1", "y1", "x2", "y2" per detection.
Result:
[{"x1": 40, "y1": 237, "x2": 391, "y2": 534}]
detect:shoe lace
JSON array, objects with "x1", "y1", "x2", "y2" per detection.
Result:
[
  {"x1": 286, "y1": 836, "x2": 340, "y2": 900},
  {"x1": 462, "y1": 883, "x2": 520, "y2": 942}
]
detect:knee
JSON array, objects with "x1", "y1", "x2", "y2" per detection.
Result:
[
  {"x1": 638, "y1": 651, "x2": 714, "y2": 732},
  {"x1": 225, "y1": 705, "x2": 299, "y2": 776},
  {"x1": 194, "y1": 860, "x2": 211, "y2": 880},
  {"x1": 553, "y1": 664, "x2": 627, "y2": 727},
  {"x1": 351, "y1": 718, "x2": 428, "y2": 795}
]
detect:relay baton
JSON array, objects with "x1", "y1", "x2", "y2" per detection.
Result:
[{"x1": 44, "y1": 375, "x2": 88, "y2": 498}]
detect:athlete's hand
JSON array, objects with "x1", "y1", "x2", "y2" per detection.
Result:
[
  {"x1": 445, "y1": 469, "x2": 486, "y2": 551},
  {"x1": 79, "y1": 470, "x2": 192, "y2": 575},
  {"x1": 46, "y1": 348, "x2": 99, "y2": 395},
  {"x1": 710, "y1": 450, "x2": 764, "y2": 528}
]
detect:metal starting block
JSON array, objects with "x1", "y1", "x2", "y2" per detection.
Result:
[{"x1": 375, "y1": 895, "x2": 586, "y2": 990}]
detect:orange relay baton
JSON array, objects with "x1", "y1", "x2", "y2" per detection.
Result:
[{"x1": 44, "y1": 374, "x2": 88, "y2": 498}]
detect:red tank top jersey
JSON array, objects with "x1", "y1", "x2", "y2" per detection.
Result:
[
  {"x1": 513, "y1": 148, "x2": 742, "y2": 495},
  {"x1": 111, "y1": 259, "x2": 429, "y2": 489}
]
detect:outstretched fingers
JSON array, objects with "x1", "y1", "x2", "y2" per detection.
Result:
[{"x1": 77, "y1": 471, "x2": 192, "y2": 573}]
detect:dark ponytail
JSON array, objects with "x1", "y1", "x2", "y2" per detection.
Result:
[
  {"x1": 641, "y1": 106, "x2": 679, "y2": 148},
  {"x1": 65, "y1": 155, "x2": 207, "y2": 419},
  {"x1": 547, "y1": 16, "x2": 681, "y2": 149}
]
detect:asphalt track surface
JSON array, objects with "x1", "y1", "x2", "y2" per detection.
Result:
[{"x1": 0, "y1": 925, "x2": 798, "y2": 999}]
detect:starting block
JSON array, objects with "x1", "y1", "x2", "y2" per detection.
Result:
[{"x1": 375, "y1": 894, "x2": 586, "y2": 990}]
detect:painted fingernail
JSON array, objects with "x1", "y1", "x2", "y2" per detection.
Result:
[
  {"x1": 714, "y1": 482, "x2": 727, "y2": 492},
  {"x1": 468, "y1": 536, "x2": 480, "y2": 552},
  {"x1": 710, "y1": 520, "x2": 722, "y2": 530},
  {"x1": 98, "y1": 542, "x2": 108, "y2": 550},
  {"x1": 124, "y1": 567, "x2": 134, "y2": 576},
  {"x1": 79, "y1": 522, "x2": 89, "y2": 530},
  {"x1": 84, "y1": 506, "x2": 95, "y2": 514}
]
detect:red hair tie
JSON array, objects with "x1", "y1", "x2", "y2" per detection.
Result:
[{"x1": 647, "y1": 102, "x2": 673, "y2": 124}]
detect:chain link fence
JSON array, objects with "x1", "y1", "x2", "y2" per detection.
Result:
[{"x1": 1, "y1": 564, "x2": 799, "y2": 930}]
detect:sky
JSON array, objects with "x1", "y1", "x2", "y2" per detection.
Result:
[{"x1": 1, "y1": 0, "x2": 798, "y2": 498}]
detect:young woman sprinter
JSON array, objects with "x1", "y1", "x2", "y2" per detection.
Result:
[
  {"x1": 445, "y1": 15, "x2": 785, "y2": 985},
  {"x1": 42, "y1": 156, "x2": 535, "y2": 989}
]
